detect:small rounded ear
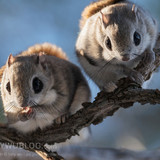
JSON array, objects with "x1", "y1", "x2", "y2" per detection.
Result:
[
  {"x1": 35, "y1": 52, "x2": 47, "y2": 70},
  {"x1": 132, "y1": 4, "x2": 138, "y2": 15},
  {"x1": 7, "y1": 54, "x2": 15, "y2": 67},
  {"x1": 80, "y1": 49, "x2": 84, "y2": 56},
  {"x1": 35, "y1": 52, "x2": 45, "y2": 64},
  {"x1": 39, "y1": 52, "x2": 46, "y2": 64},
  {"x1": 100, "y1": 11, "x2": 110, "y2": 28}
]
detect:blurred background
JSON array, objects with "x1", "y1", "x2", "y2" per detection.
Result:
[{"x1": 0, "y1": 0, "x2": 160, "y2": 158}]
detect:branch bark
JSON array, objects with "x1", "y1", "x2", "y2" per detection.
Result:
[{"x1": 0, "y1": 34, "x2": 160, "y2": 160}]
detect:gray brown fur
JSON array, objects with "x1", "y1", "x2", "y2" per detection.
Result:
[
  {"x1": 76, "y1": 0, "x2": 158, "y2": 91},
  {"x1": 1, "y1": 53, "x2": 90, "y2": 133}
]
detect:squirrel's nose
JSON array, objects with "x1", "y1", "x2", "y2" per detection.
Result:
[{"x1": 122, "y1": 54, "x2": 130, "y2": 61}]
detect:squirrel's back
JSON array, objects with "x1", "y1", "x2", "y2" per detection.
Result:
[
  {"x1": 80, "y1": 0, "x2": 126, "y2": 29},
  {"x1": 0, "y1": 43, "x2": 68, "y2": 82}
]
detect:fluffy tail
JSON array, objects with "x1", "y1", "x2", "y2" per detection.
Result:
[
  {"x1": 20, "y1": 43, "x2": 68, "y2": 60},
  {"x1": 80, "y1": 0, "x2": 125, "y2": 29},
  {"x1": 0, "y1": 43, "x2": 68, "y2": 82}
]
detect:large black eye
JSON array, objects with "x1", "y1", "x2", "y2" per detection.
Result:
[
  {"x1": 134, "y1": 31, "x2": 141, "y2": 46},
  {"x1": 33, "y1": 77, "x2": 43, "y2": 94},
  {"x1": 105, "y1": 37, "x2": 112, "y2": 51},
  {"x1": 6, "y1": 82, "x2": 11, "y2": 94}
]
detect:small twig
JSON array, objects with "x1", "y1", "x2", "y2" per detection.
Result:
[{"x1": 35, "y1": 150, "x2": 64, "y2": 160}]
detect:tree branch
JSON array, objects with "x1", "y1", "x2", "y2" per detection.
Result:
[{"x1": 0, "y1": 34, "x2": 160, "y2": 159}]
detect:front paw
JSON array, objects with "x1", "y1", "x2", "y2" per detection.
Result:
[
  {"x1": 103, "y1": 82, "x2": 117, "y2": 92},
  {"x1": 129, "y1": 70, "x2": 144, "y2": 86},
  {"x1": 54, "y1": 114, "x2": 69, "y2": 124},
  {"x1": 142, "y1": 50, "x2": 155, "y2": 68},
  {"x1": 18, "y1": 107, "x2": 36, "y2": 122}
]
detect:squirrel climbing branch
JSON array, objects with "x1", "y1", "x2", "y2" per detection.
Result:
[{"x1": 0, "y1": 34, "x2": 160, "y2": 160}]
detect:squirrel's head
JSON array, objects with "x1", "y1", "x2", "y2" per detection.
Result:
[
  {"x1": 98, "y1": 3, "x2": 157, "y2": 63},
  {"x1": 1, "y1": 54, "x2": 56, "y2": 110}
]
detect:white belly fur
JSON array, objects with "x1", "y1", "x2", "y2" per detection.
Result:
[{"x1": 9, "y1": 113, "x2": 55, "y2": 133}]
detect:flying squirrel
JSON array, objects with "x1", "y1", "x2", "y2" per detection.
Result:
[
  {"x1": 76, "y1": 0, "x2": 158, "y2": 92},
  {"x1": 0, "y1": 43, "x2": 91, "y2": 134}
]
